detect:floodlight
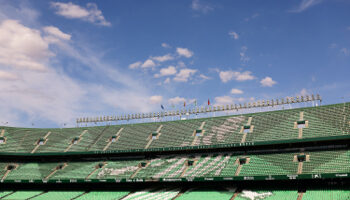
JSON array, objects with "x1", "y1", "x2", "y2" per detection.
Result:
[
  {"x1": 275, "y1": 99, "x2": 279, "y2": 105},
  {"x1": 316, "y1": 94, "x2": 321, "y2": 101}
]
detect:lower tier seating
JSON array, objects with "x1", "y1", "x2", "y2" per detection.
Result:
[
  {"x1": 302, "y1": 190, "x2": 350, "y2": 200},
  {"x1": 234, "y1": 190, "x2": 298, "y2": 200},
  {"x1": 0, "y1": 149, "x2": 349, "y2": 181},
  {"x1": 0, "y1": 188, "x2": 348, "y2": 200}
]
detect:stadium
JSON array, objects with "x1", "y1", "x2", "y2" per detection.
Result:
[
  {"x1": 1, "y1": 0, "x2": 350, "y2": 199},
  {"x1": 0, "y1": 94, "x2": 349, "y2": 199}
]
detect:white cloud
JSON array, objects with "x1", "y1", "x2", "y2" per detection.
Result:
[
  {"x1": 96, "y1": 87, "x2": 158, "y2": 114},
  {"x1": 228, "y1": 31, "x2": 239, "y2": 40},
  {"x1": 149, "y1": 95, "x2": 163, "y2": 104},
  {"x1": 0, "y1": 3, "x2": 40, "y2": 26},
  {"x1": 240, "y1": 46, "x2": 250, "y2": 63},
  {"x1": 43, "y1": 26, "x2": 71, "y2": 40},
  {"x1": 164, "y1": 77, "x2": 171, "y2": 84},
  {"x1": 340, "y1": 48, "x2": 350, "y2": 56},
  {"x1": 191, "y1": 0, "x2": 213, "y2": 13},
  {"x1": 214, "y1": 96, "x2": 246, "y2": 106},
  {"x1": 192, "y1": 74, "x2": 211, "y2": 84},
  {"x1": 51, "y1": 2, "x2": 111, "y2": 26},
  {"x1": 219, "y1": 70, "x2": 255, "y2": 83},
  {"x1": 43, "y1": 26, "x2": 71, "y2": 45},
  {"x1": 0, "y1": 19, "x2": 85, "y2": 126},
  {"x1": 161, "y1": 43, "x2": 171, "y2": 48},
  {"x1": 214, "y1": 96, "x2": 235, "y2": 106},
  {"x1": 128, "y1": 61, "x2": 142, "y2": 69},
  {"x1": 299, "y1": 88, "x2": 309, "y2": 96},
  {"x1": 329, "y1": 43, "x2": 337, "y2": 49},
  {"x1": 244, "y1": 13, "x2": 260, "y2": 22},
  {"x1": 168, "y1": 96, "x2": 186, "y2": 105},
  {"x1": 174, "y1": 68, "x2": 197, "y2": 82},
  {"x1": 177, "y1": 61, "x2": 186, "y2": 68},
  {"x1": 199, "y1": 74, "x2": 211, "y2": 80},
  {"x1": 176, "y1": 47, "x2": 194, "y2": 58},
  {"x1": 0, "y1": 69, "x2": 86, "y2": 126},
  {"x1": 231, "y1": 88, "x2": 243, "y2": 94},
  {"x1": 289, "y1": 0, "x2": 322, "y2": 13},
  {"x1": 260, "y1": 76, "x2": 277, "y2": 87},
  {"x1": 151, "y1": 54, "x2": 174, "y2": 62},
  {"x1": 51, "y1": 2, "x2": 89, "y2": 18},
  {"x1": 219, "y1": 71, "x2": 233, "y2": 83},
  {"x1": 311, "y1": 76, "x2": 316, "y2": 82},
  {"x1": 238, "y1": 97, "x2": 245, "y2": 102},
  {"x1": 0, "y1": 70, "x2": 19, "y2": 80},
  {"x1": 141, "y1": 59, "x2": 156, "y2": 68},
  {"x1": 59, "y1": 47, "x2": 159, "y2": 114},
  {"x1": 0, "y1": 17, "x2": 160, "y2": 127},
  {"x1": 0, "y1": 20, "x2": 52, "y2": 72},
  {"x1": 155, "y1": 66, "x2": 177, "y2": 78}
]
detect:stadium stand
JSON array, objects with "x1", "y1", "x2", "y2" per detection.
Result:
[
  {"x1": 0, "y1": 102, "x2": 349, "y2": 199},
  {"x1": 74, "y1": 191, "x2": 129, "y2": 200},
  {"x1": 2, "y1": 191, "x2": 43, "y2": 199},
  {"x1": 234, "y1": 190, "x2": 299, "y2": 200},
  {"x1": 31, "y1": 191, "x2": 85, "y2": 200},
  {"x1": 0, "y1": 149, "x2": 350, "y2": 182},
  {"x1": 301, "y1": 189, "x2": 350, "y2": 200},
  {"x1": 0, "y1": 188, "x2": 349, "y2": 199},
  {"x1": 175, "y1": 187, "x2": 235, "y2": 200},
  {"x1": 0, "y1": 103, "x2": 348, "y2": 154}
]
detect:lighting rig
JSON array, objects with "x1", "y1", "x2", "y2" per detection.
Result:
[{"x1": 76, "y1": 94, "x2": 322, "y2": 125}]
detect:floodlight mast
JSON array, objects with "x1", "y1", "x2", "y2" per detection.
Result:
[{"x1": 76, "y1": 94, "x2": 322, "y2": 126}]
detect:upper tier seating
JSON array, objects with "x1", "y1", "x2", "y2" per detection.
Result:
[
  {"x1": 31, "y1": 191, "x2": 85, "y2": 200},
  {"x1": 2, "y1": 191, "x2": 43, "y2": 200},
  {"x1": 0, "y1": 103, "x2": 349, "y2": 154}
]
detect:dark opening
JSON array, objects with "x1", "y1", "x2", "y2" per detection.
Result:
[
  {"x1": 140, "y1": 162, "x2": 147, "y2": 167},
  {"x1": 7, "y1": 165, "x2": 15, "y2": 171},
  {"x1": 97, "y1": 163, "x2": 104, "y2": 168},
  {"x1": 297, "y1": 155, "x2": 306, "y2": 162},
  {"x1": 297, "y1": 120, "x2": 306, "y2": 125},
  {"x1": 239, "y1": 158, "x2": 247, "y2": 165},
  {"x1": 243, "y1": 125, "x2": 251, "y2": 133},
  {"x1": 152, "y1": 132, "x2": 158, "y2": 136},
  {"x1": 56, "y1": 164, "x2": 65, "y2": 170},
  {"x1": 72, "y1": 137, "x2": 80, "y2": 144},
  {"x1": 37, "y1": 138, "x2": 45, "y2": 145},
  {"x1": 110, "y1": 136, "x2": 117, "y2": 142},
  {"x1": 187, "y1": 160, "x2": 194, "y2": 166}
]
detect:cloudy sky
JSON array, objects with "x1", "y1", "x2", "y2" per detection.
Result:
[{"x1": 0, "y1": 0, "x2": 349, "y2": 128}]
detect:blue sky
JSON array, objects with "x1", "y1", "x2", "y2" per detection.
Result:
[{"x1": 0, "y1": 0, "x2": 349, "y2": 128}]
